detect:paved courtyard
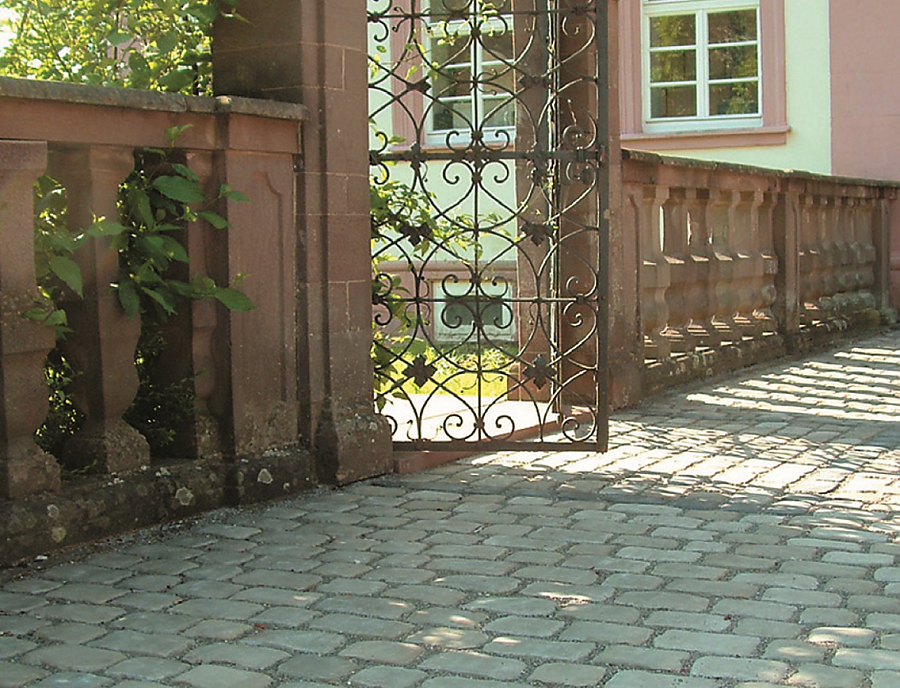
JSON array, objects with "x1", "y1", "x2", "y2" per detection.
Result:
[{"x1": 3, "y1": 332, "x2": 900, "y2": 687}]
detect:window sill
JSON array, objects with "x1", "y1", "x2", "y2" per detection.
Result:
[
  {"x1": 388, "y1": 139, "x2": 515, "y2": 156},
  {"x1": 621, "y1": 125, "x2": 791, "y2": 151}
]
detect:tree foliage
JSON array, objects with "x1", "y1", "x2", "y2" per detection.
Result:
[{"x1": 0, "y1": 0, "x2": 239, "y2": 94}]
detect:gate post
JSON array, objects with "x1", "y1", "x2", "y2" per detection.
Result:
[
  {"x1": 554, "y1": 0, "x2": 618, "y2": 444},
  {"x1": 214, "y1": 0, "x2": 392, "y2": 483},
  {"x1": 602, "y1": 2, "x2": 639, "y2": 409}
]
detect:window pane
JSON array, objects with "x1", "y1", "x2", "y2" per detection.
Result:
[
  {"x1": 650, "y1": 85, "x2": 697, "y2": 118},
  {"x1": 484, "y1": 97, "x2": 515, "y2": 127},
  {"x1": 650, "y1": 49, "x2": 696, "y2": 83},
  {"x1": 709, "y1": 81, "x2": 759, "y2": 115},
  {"x1": 434, "y1": 65, "x2": 472, "y2": 97},
  {"x1": 709, "y1": 45, "x2": 757, "y2": 80},
  {"x1": 433, "y1": 100, "x2": 473, "y2": 130},
  {"x1": 431, "y1": 31, "x2": 470, "y2": 66},
  {"x1": 708, "y1": 10, "x2": 757, "y2": 44},
  {"x1": 650, "y1": 15, "x2": 695, "y2": 48}
]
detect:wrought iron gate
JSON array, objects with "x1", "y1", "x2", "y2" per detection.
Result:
[{"x1": 368, "y1": 0, "x2": 609, "y2": 450}]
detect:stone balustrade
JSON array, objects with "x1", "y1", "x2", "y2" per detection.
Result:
[
  {"x1": 619, "y1": 149, "x2": 898, "y2": 396},
  {"x1": 0, "y1": 77, "x2": 316, "y2": 503},
  {"x1": 1, "y1": 71, "x2": 898, "y2": 566}
]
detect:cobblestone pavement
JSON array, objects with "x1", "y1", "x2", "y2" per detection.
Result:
[{"x1": 3, "y1": 332, "x2": 900, "y2": 687}]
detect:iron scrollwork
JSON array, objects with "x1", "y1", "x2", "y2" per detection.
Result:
[{"x1": 369, "y1": 0, "x2": 609, "y2": 449}]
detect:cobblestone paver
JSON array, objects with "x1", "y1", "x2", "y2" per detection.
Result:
[{"x1": 3, "y1": 333, "x2": 900, "y2": 686}]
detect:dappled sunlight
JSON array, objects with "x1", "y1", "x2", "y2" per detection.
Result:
[
  {"x1": 681, "y1": 344, "x2": 900, "y2": 424},
  {"x1": 447, "y1": 334, "x2": 900, "y2": 518}
]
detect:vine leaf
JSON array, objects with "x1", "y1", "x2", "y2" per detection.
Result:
[
  {"x1": 48, "y1": 256, "x2": 83, "y2": 297},
  {"x1": 199, "y1": 210, "x2": 230, "y2": 229},
  {"x1": 220, "y1": 184, "x2": 249, "y2": 203},
  {"x1": 145, "y1": 288, "x2": 177, "y2": 315},
  {"x1": 152, "y1": 175, "x2": 205, "y2": 203},
  {"x1": 89, "y1": 219, "x2": 130, "y2": 236},
  {"x1": 165, "y1": 124, "x2": 194, "y2": 143},
  {"x1": 117, "y1": 281, "x2": 140, "y2": 318},
  {"x1": 214, "y1": 287, "x2": 256, "y2": 312}
]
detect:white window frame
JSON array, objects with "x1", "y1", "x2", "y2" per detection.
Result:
[
  {"x1": 424, "y1": 2, "x2": 515, "y2": 147},
  {"x1": 642, "y1": 0, "x2": 763, "y2": 134}
]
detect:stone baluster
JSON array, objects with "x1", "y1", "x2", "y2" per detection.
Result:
[
  {"x1": 728, "y1": 188, "x2": 752, "y2": 335},
  {"x1": 684, "y1": 188, "x2": 720, "y2": 348},
  {"x1": 0, "y1": 141, "x2": 61, "y2": 498},
  {"x1": 772, "y1": 185, "x2": 801, "y2": 336},
  {"x1": 850, "y1": 196, "x2": 879, "y2": 316},
  {"x1": 850, "y1": 196, "x2": 872, "y2": 313},
  {"x1": 834, "y1": 197, "x2": 856, "y2": 307},
  {"x1": 798, "y1": 193, "x2": 822, "y2": 325},
  {"x1": 49, "y1": 144, "x2": 150, "y2": 473},
  {"x1": 639, "y1": 185, "x2": 671, "y2": 361},
  {"x1": 819, "y1": 195, "x2": 846, "y2": 317},
  {"x1": 856, "y1": 196, "x2": 879, "y2": 297},
  {"x1": 661, "y1": 188, "x2": 696, "y2": 353},
  {"x1": 849, "y1": 197, "x2": 869, "y2": 290},
  {"x1": 154, "y1": 149, "x2": 222, "y2": 461},
  {"x1": 731, "y1": 189, "x2": 766, "y2": 338},
  {"x1": 754, "y1": 190, "x2": 779, "y2": 332},
  {"x1": 708, "y1": 189, "x2": 741, "y2": 342}
]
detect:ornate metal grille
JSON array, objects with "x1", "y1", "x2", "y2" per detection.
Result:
[{"x1": 369, "y1": 0, "x2": 609, "y2": 450}]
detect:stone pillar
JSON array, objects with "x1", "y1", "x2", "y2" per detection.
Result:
[
  {"x1": 639, "y1": 185, "x2": 672, "y2": 360},
  {"x1": 602, "y1": 1, "x2": 640, "y2": 411},
  {"x1": 555, "y1": 0, "x2": 611, "y2": 429},
  {"x1": 212, "y1": 121, "x2": 301, "y2": 460},
  {"x1": 214, "y1": 0, "x2": 391, "y2": 484},
  {"x1": 511, "y1": 0, "x2": 553, "y2": 403},
  {"x1": 49, "y1": 145, "x2": 150, "y2": 473},
  {"x1": 0, "y1": 141, "x2": 61, "y2": 497}
]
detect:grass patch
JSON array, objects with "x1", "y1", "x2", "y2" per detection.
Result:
[{"x1": 397, "y1": 345, "x2": 514, "y2": 398}]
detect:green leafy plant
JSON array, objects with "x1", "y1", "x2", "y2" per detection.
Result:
[
  {"x1": 0, "y1": 0, "x2": 240, "y2": 94},
  {"x1": 123, "y1": 329, "x2": 197, "y2": 455},
  {"x1": 26, "y1": 174, "x2": 80, "y2": 338},
  {"x1": 28, "y1": 125, "x2": 254, "y2": 330},
  {"x1": 34, "y1": 350, "x2": 84, "y2": 460},
  {"x1": 110, "y1": 124, "x2": 254, "y2": 322}
]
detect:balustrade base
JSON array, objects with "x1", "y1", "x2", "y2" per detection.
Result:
[
  {"x1": 662, "y1": 326, "x2": 697, "y2": 354},
  {"x1": 172, "y1": 414, "x2": 222, "y2": 463},
  {"x1": 688, "y1": 322, "x2": 723, "y2": 348},
  {"x1": 643, "y1": 333, "x2": 788, "y2": 399},
  {"x1": 315, "y1": 404, "x2": 392, "y2": 486},
  {"x1": 62, "y1": 420, "x2": 150, "y2": 474},
  {"x1": 0, "y1": 446, "x2": 316, "y2": 568},
  {"x1": 643, "y1": 333, "x2": 672, "y2": 361},
  {"x1": 2, "y1": 444, "x2": 60, "y2": 499}
]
